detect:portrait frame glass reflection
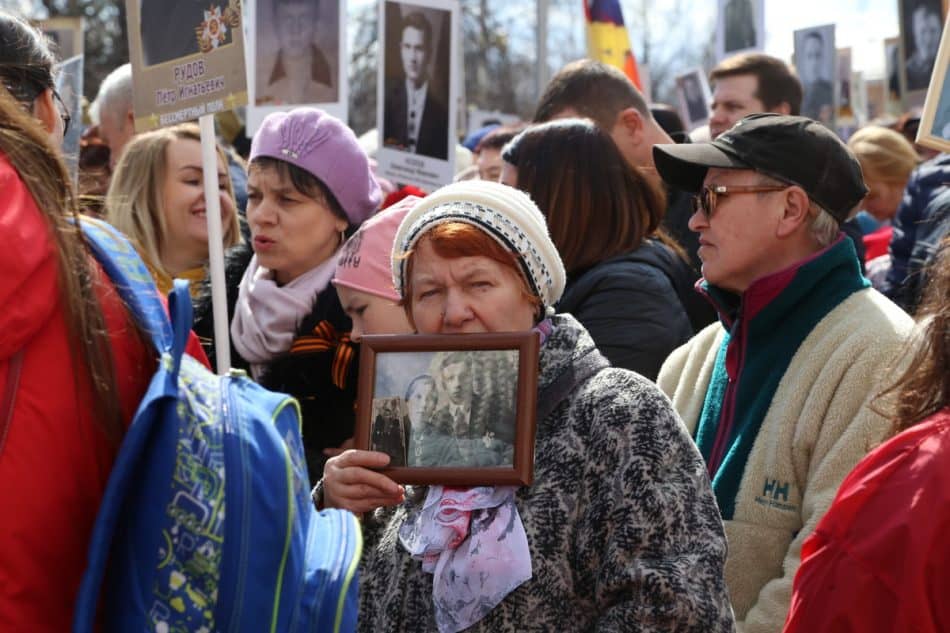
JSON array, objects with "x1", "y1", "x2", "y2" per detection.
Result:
[{"x1": 354, "y1": 331, "x2": 539, "y2": 486}]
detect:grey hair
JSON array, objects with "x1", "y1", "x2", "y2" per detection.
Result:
[
  {"x1": 91, "y1": 63, "x2": 132, "y2": 125},
  {"x1": 757, "y1": 174, "x2": 840, "y2": 247},
  {"x1": 808, "y1": 202, "x2": 840, "y2": 247}
]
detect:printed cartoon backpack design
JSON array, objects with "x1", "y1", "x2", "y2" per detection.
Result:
[{"x1": 73, "y1": 219, "x2": 362, "y2": 633}]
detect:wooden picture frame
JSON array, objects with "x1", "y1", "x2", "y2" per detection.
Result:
[
  {"x1": 916, "y1": 14, "x2": 950, "y2": 152},
  {"x1": 355, "y1": 332, "x2": 539, "y2": 486}
]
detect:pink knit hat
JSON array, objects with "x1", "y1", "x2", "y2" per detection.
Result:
[{"x1": 332, "y1": 197, "x2": 418, "y2": 301}]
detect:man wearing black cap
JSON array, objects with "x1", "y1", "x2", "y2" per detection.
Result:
[{"x1": 654, "y1": 114, "x2": 912, "y2": 632}]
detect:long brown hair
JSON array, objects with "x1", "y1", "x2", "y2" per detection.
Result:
[
  {"x1": 876, "y1": 237, "x2": 950, "y2": 433},
  {"x1": 502, "y1": 118, "x2": 684, "y2": 275},
  {"x1": 0, "y1": 86, "x2": 123, "y2": 443}
]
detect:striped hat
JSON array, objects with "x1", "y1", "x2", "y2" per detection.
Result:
[{"x1": 391, "y1": 181, "x2": 566, "y2": 310}]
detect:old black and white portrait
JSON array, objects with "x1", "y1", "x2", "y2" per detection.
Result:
[
  {"x1": 677, "y1": 71, "x2": 709, "y2": 124},
  {"x1": 381, "y1": 1, "x2": 450, "y2": 160},
  {"x1": 371, "y1": 349, "x2": 519, "y2": 469},
  {"x1": 370, "y1": 397, "x2": 411, "y2": 467},
  {"x1": 255, "y1": 0, "x2": 339, "y2": 106},
  {"x1": 723, "y1": 0, "x2": 756, "y2": 53},
  {"x1": 902, "y1": 0, "x2": 943, "y2": 92},
  {"x1": 140, "y1": 0, "x2": 224, "y2": 66},
  {"x1": 794, "y1": 25, "x2": 835, "y2": 124}
]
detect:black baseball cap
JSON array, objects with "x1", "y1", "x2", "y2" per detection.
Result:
[{"x1": 652, "y1": 113, "x2": 868, "y2": 223}]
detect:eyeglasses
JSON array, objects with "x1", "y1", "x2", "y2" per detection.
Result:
[
  {"x1": 692, "y1": 184, "x2": 790, "y2": 220},
  {"x1": 51, "y1": 89, "x2": 71, "y2": 136}
]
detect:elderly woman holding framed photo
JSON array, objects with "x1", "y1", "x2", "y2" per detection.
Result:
[{"x1": 318, "y1": 181, "x2": 734, "y2": 632}]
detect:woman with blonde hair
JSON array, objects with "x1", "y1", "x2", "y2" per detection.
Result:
[
  {"x1": 847, "y1": 125, "x2": 920, "y2": 286},
  {"x1": 105, "y1": 122, "x2": 241, "y2": 296},
  {"x1": 847, "y1": 126, "x2": 919, "y2": 234}
]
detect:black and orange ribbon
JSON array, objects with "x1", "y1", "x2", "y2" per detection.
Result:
[{"x1": 289, "y1": 321, "x2": 354, "y2": 390}]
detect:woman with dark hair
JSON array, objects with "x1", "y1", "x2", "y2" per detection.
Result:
[
  {"x1": 785, "y1": 238, "x2": 950, "y2": 631},
  {"x1": 501, "y1": 118, "x2": 694, "y2": 380},
  {"x1": 0, "y1": 11, "x2": 70, "y2": 145},
  {"x1": 193, "y1": 107, "x2": 381, "y2": 483},
  {"x1": 0, "y1": 13, "x2": 169, "y2": 628}
]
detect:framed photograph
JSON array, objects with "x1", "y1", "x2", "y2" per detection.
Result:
[
  {"x1": 376, "y1": 0, "x2": 458, "y2": 191},
  {"x1": 355, "y1": 332, "x2": 539, "y2": 486},
  {"x1": 885, "y1": 36, "x2": 905, "y2": 115},
  {"x1": 245, "y1": 0, "x2": 347, "y2": 135},
  {"x1": 899, "y1": 0, "x2": 944, "y2": 106},
  {"x1": 916, "y1": 13, "x2": 950, "y2": 152},
  {"x1": 674, "y1": 68, "x2": 712, "y2": 130},
  {"x1": 125, "y1": 0, "x2": 248, "y2": 132},
  {"x1": 715, "y1": 0, "x2": 764, "y2": 61},
  {"x1": 866, "y1": 78, "x2": 887, "y2": 121},
  {"x1": 836, "y1": 48, "x2": 852, "y2": 122},
  {"x1": 794, "y1": 24, "x2": 836, "y2": 127},
  {"x1": 37, "y1": 16, "x2": 83, "y2": 59}
]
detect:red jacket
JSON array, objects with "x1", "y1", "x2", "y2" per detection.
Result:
[
  {"x1": 785, "y1": 408, "x2": 950, "y2": 633},
  {"x1": 0, "y1": 154, "x2": 208, "y2": 631}
]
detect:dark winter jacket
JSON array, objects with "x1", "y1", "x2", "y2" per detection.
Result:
[
  {"x1": 192, "y1": 243, "x2": 358, "y2": 483},
  {"x1": 557, "y1": 239, "x2": 695, "y2": 380},
  {"x1": 353, "y1": 314, "x2": 736, "y2": 632},
  {"x1": 891, "y1": 187, "x2": 950, "y2": 313},
  {"x1": 884, "y1": 152, "x2": 950, "y2": 309}
]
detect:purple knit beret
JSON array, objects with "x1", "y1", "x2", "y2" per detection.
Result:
[{"x1": 249, "y1": 108, "x2": 382, "y2": 224}]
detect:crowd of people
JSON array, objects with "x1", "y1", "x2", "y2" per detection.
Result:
[{"x1": 2, "y1": 6, "x2": 949, "y2": 632}]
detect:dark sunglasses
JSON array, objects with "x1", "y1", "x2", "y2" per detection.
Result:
[{"x1": 692, "y1": 184, "x2": 790, "y2": 220}]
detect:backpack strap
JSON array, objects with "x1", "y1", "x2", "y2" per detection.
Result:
[
  {"x1": 80, "y1": 218, "x2": 177, "y2": 359},
  {"x1": 536, "y1": 346, "x2": 610, "y2": 423}
]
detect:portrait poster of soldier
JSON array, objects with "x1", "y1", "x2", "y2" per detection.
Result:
[
  {"x1": 866, "y1": 78, "x2": 887, "y2": 121},
  {"x1": 53, "y1": 54, "x2": 84, "y2": 190},
  {"x1": 369, "y1": 349, "x2": 519, "y2": 469},
  {"x1": 37, "y1": 16, "x2": 83, "y2": 60},
  {"x1": 885, "y1": 36, "x2": 905, "y2": 114},
  {"x1": 794, "y1": 24, "x2": 836, "y2": 127},
  {"x1": 675, "y1": 69, "x2": 712, "y2": 129},
  {"x1": 715, "y1": 0, "x2": 764, "y2": 61},
  {"x1": 376, "y1": 0, "x2": 458, "y2": 191},
  {"x1": 836, "y1": 48, "x2": 853, "y2": 123},
  {"x1": 246, "y1": 0, "x2": 347, "y2": 134},
  {"x1": 125, "y1": 0, "x2": 248, "y2": 132},
  {"x1": 899, "y1": 0, "x2": 944, "y2": 102},
  {"x1": 915, "y1": 8, "x2": 950, "y2": 152}
]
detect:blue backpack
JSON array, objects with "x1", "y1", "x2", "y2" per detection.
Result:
[{"x1": 73, "y1": 219, "x2": 362, "y2": 633}]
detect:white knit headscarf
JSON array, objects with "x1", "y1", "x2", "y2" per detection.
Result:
[{"x1": 391, "y1": 181, "x2": 566, "y2": 312}]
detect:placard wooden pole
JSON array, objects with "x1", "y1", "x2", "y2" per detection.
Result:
[{"x1": 199, "y1": 114, "x2": 231, "y2": 374}]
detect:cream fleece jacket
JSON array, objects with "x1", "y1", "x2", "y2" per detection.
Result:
[{"x1": 658, "y1": 287, "x2": 912, "y2": 632}]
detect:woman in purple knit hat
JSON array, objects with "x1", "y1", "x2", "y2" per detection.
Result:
[{"x1": 193, "y1": 107, "x2": 381, "y2": 483}]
